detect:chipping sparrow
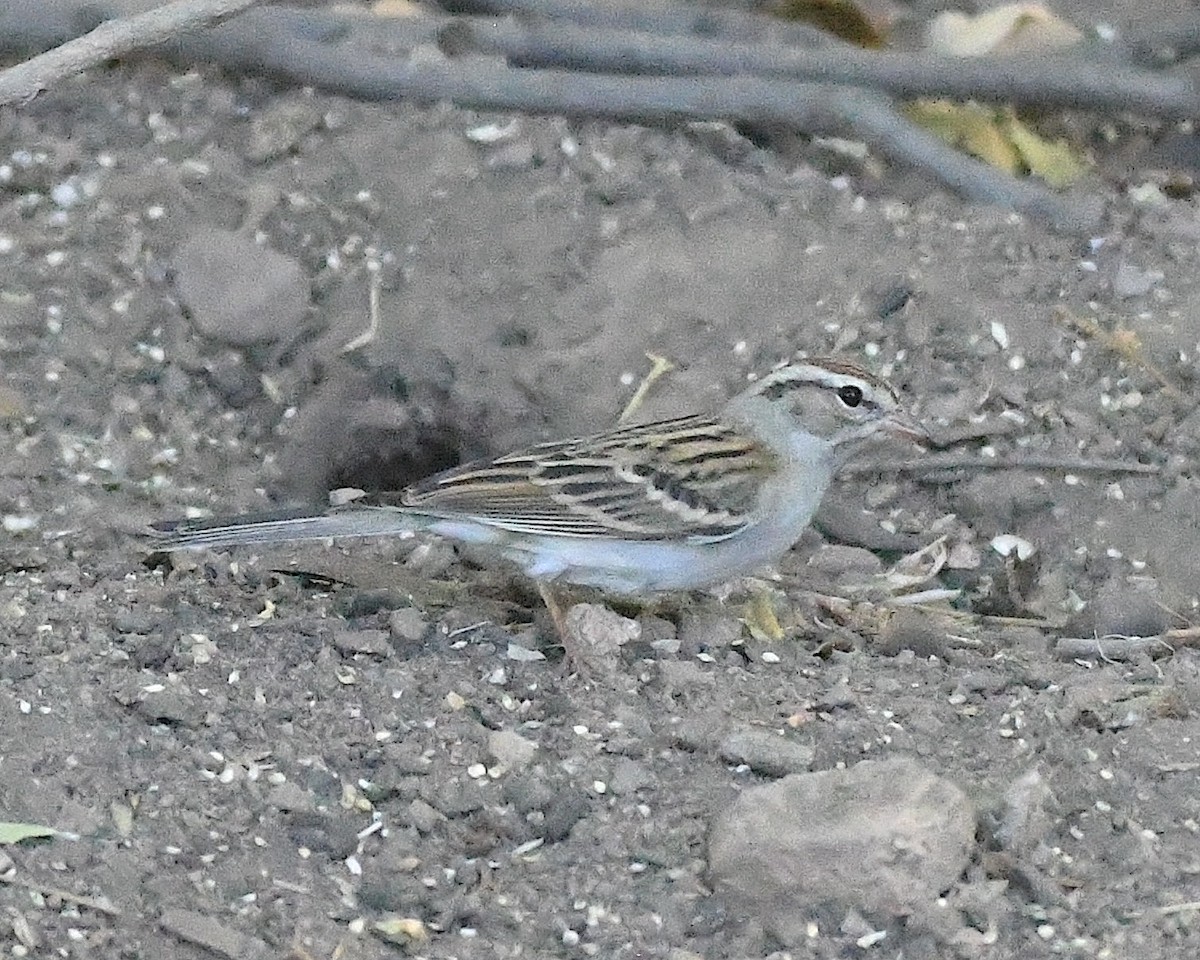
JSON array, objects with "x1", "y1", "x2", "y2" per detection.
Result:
[{"x1": 153, "y1": 357, "x2": 927, "y2": 594}]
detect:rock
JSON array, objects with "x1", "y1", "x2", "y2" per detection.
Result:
[
  {"x1": 807, "y1": 544, "x2": 884, "y2": 578},
  {"x1": 160, "y1": 909, "x2": 270, "y2": 960},
  {"x1": 266, "y1": 780, "x2": 314, "y2": 813},
  {"x1": 708, "y1": 758, "x2": 975, "y2": 945},
  {"x1": 564, "y1": 603, "x2": 640, "y2": 671},
  {"x1": 172, "y1": 227, "x2": 308, "y2": 347},
  {"x1": 719, "y1": 728, "x2": 815, "y2": 777},
  {"x1": 677, "y1": 610, "x2": 742, "y2": 657},
  {"x1": 488, "y1": 729, "x2": 538, "y2": 771},
  {"x1": 1092, "y1": 578, "x2": 1171, "y2": 638},
  {"x1": 992, "y1": 768, "x2": 1057, "y2": 853},
  {"x1": 389, "y1": 607, "x2": 429, "y2": 643},
  {"x1": 608, "y1": 757, "x2": 654, "y2": 795},
  {"x1": 332, "y1": 628, "x2": 392, "y2": 657}
]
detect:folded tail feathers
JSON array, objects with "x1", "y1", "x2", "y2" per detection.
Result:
[{"x1": 150, "y1": 506, "x2": 422, "y2": 551}]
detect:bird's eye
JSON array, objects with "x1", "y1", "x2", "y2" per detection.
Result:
[{"x1": 837, "y1": 385, "x2": 864, "y2": 408}]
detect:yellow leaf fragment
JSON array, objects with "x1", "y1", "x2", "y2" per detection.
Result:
[
  {"x1": 907, "y1": 101, "x2": 1022, "y2": 175},
  {"x1": 908, "y1": 101, "x2": 1087, "y2": 187},
  {"x1": 745, "y1": 589, "x2": 785, "y2": 643},
  {"x1": 1003, "y1": 116, "x2": 1088, "y2": 188}
]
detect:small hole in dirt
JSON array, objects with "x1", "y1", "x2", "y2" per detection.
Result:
[
  {"x1": 496, "y1": 325, "x2": 531, "y2": 348},
  {"x1": 321, "y1": 423, "x2": 465, "y2": 493}
]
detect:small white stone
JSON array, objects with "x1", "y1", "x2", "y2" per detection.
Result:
[
  {"x1": 990, "y1": 534, "x2": 1036, "y2": 561},
  {"x1": 1, "y1": 515, "x2": 38, "y2": 533}
]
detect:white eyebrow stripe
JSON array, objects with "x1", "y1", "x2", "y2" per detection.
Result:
[
  {"x1": 754, "y1": 358, "x2": 904, "y2": 405},
  {"x1": 756, "y1": 367, "x2": 873, "y2": 400}
]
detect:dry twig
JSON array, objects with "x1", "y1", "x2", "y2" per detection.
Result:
[
  {"x1": 1055, "y1": 626, "x2": 1200, "y2": 662},
  {"x1": 1, "y1": 0, "x2": 1195, "y2": 228},
  {"x1": 0, "y1": 872, "x2": 121, "y2": 916},
  {"x1": 0, "y1": 0, "x2": 261, "y2": 109},
  {"x1": 844, "y1": 453, "x2": 1160, "y2": 476},
  {"x1": 453, "y1": 18, "x2": 1199, "y2": 119}
]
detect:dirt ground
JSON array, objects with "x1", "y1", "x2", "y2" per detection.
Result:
[{"x1": 3, "y1": 11, "x2": 1200, "y2": 960}]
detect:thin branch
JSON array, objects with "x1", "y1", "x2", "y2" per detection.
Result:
[
  {"x1": 452, "y1": 18, "x2": 1200, "y2": 119},
  {"x1": 0, "y1": 873, "x2": 121, "y2": 916},
  {"x1": 158, "y1": 12, "x2": 1086, "y2": 227},
  {"x1": 439, "y1": 0, "x2": 832, "y2": 46},
  {"x1": 0, "y1": 0, "x2": 1115, "y2": 226},
  {"x1": 1055, "y1": 627, "x2": 1200, "y2": 662},
  {"x1": 1117, "y1": 15, "x2": 1200, "y2": 66},
  {"x1": 844, "y1": 454, "x2": 1160, "y2": 476},
  {"x1": 0, "y1": 0, "x2": 262, "y2": 109}
]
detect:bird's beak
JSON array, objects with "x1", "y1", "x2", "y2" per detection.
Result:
[{"x1": 885, "y1": 411, "x2": 931, "y2": 447}]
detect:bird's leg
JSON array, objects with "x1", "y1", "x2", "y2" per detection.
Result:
[
  {"x1": 536, "y1": 580, "x2": 571, "y2": 642},
  {"x1": 536, "y1": 583, "x2": 644, "y2": 679},
  {"x1": 536, "y1": 580, "x2": 587, "y2": 672}
]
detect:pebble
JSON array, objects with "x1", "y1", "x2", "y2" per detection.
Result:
[
  {"x1": 677, "y1": 610, "x2": 742, "y2": 657},
  {"x1": 1091, "y1": 578, "x2": 1171, "y2": 637},
  {"x1": 488, "y1": 730, "x2": 538, "y2": 771},
  {"x1": 160, "y1": 909, "x2": 271, "y2": 960},
  {"x1": 806, "y1": 544, "x2": 884, "y2": 578},
  {"x1": 171, "y1": 227, "x2": 307, "y2": 347},
  {"x1": 332, "y1": 629, "x2": 393, "y2": 657},
  {"x1": 388, "y1": 607, "x2": 429, "y2": 643},
  {"x1": 719, "y1": 729, "x2": 815, "y2": 777},
  {"x1": 564, "y1": 603, "x2": 640, "y2": 670}
]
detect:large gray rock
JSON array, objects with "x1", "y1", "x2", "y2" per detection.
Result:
[{"x1": 708, "y1": 757, "x2": 976, "y2": 945}]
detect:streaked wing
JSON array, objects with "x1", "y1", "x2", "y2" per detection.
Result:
[{"x1": 361, "y1": 415, "x2": 778, "y2": 542}]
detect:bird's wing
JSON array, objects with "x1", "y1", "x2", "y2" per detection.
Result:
[{"x1": 360, "y1": 414, "x2": 779, "y2": 542}]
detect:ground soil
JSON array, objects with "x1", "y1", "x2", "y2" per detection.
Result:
[{"x1": 2, "y1": 11, "x2": 1200, "y2": 960}]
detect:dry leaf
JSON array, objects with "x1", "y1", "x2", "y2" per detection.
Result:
[
  {"x1": 367, "y1": 0, "x2": 422, "y2": 16},
  {"x1": 906, "y1": 100, "x2": 1022, "y2": 175},
  {"x1": 744, "y1": 589, "x2": 785, "y2": 642},
  {"x1": 907, "y1": 101, "x2": 1087, "y2": 187},
  {"x1": 1003, "y1": 115, "x2": 1088, "y2": 188},
  {"x1": 881, "y1": 536, "x2": 949, "y2": 592},
  {"x1": 0, "y1": 822, "x2": 59, "y2": 844},
  {"x1": 928, "y1": 3, "x2": 1083, "y2": 57},
  {"x1": 769, "y1": 0, "x2": 899, "y2": 48}
]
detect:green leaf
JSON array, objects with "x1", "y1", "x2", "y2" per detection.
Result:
[{"x1": 0, "y1": 822, "x2": 58, "y2": 845}]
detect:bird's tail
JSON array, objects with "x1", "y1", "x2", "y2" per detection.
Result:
[{"x1": 150, "y1": 506, "x2": 423, "y2": 551}]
